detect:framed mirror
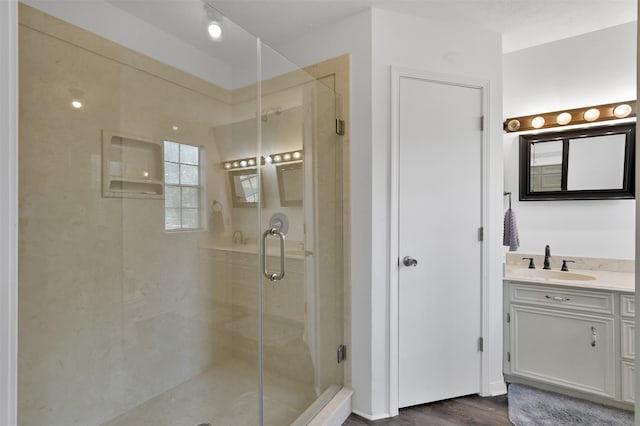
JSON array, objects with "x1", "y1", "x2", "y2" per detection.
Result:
[
  {"x1": 276, "y1": 162, "x2": 303, "y2": 207},
  {"x1": 228, "y1": 168, "x2": 263, "y2": 207},
  {"x1": 519, "y1": 123, "x2": 635, "y2": 200}
]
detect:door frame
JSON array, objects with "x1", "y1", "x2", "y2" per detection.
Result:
[
  {"x1": 389, "y1": 67, "x2": 491, "y2": 415},
  {"x1": 0, "y1": 1, "x2": 18, "y2": 425}
]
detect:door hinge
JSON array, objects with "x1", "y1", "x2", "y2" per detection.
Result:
[
  {"x1": 507, "y1": 351, "x2": 511, "y2": 362},
  {"x1": 480, "y1": 115, "x2": 485, "y2": 131},
  {"x1": 337, "y1": 344, "x2": 347, "y2": 364},
  {"x1": 478, "y1": 227, "x2": 484, "y2": 241},
  {"x1": 507, "y1": 313, "x2": 511, "y2": 323},
  {"x1": 336, "y1": 119, "x2": 346, "y2": 136},
  {"x1": 478, "y1": 337, "x2": 484, "y2": 352}
]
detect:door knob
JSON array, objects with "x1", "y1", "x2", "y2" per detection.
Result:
[{"x1": 403, "y1": 256, "x2": 418, "y2": 267}]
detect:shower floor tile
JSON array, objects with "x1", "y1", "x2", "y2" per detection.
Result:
[{"x1": 101, "y1": 358, "x2": 316, "y2": 426}]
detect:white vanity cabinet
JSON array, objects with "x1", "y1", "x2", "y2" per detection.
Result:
[{"x1": 504, "y1": 280, "x2": 634, "y2": 409}]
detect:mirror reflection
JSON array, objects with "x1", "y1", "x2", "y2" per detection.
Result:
[
  {"x1": 229, "y1": 168, "x2": 263, "y2": 207},
  {"x1": 277, "y1": 162, "x2": 303, "y2": 206},
  {"x1": 530, "y1": 140, "x2": 562, "y2": 192},
  {"x1": 520, "y1": 123, "x2": 635, "y2": 200},
  {"x1": 567, "y1": 135, "x2": 626, "y2": 190}
]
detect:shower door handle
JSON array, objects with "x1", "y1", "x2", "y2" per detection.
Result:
[{"x1": 262, "y1": 227, "x2": 286, "y2": 282}]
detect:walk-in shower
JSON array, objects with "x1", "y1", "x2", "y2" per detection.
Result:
[{"x1": 17, "y1": 2, "x2": 346, "y2": 425}]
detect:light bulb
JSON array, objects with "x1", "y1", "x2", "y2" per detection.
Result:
[
  {"x1": 248, "y1": 159, "x2": 255, "y2": 166},
  {"x1": 506, "y1": 120, "x2": 520, "y2": 132},
  {"x1": 207, "y1": 22, "x2": 222, "y2": 40},
  {"x1": 264, "y1": 156, "x2": 272, "y2": 164},
  {"x1": 232, "y1": 161, "x2": 239, "y2": 167},
  {"x1": 71, "y1": 100, "x2": 83, "y2": 109},
  {"x1": 583, "y1": 108, "x2": 600, "y2": 122},
  {"x1": 531, "y1": 116, "x2": 545, "y2": 129},
  {"x1": 613, "y1": 104, "x2": 632, "y2": 118},
  {"x1": 556, "y1": 112, "x2": 572, "y2": 125},
  {"x1": 172, "y1": 125, "x2": 179, "y2": 131},
  {"x1": 273, "y1": 155, "x2": 282, "y2": 162},
  {"x1": 283, "y1": 153, "x2": 292, "y2": 161},
  {"x1": 224, "y1": 163, "x2": 231, "y2": 169},
  {"x1": 293, "y1": 151, "x2": 302, "y2": 159},
  {"x1": 240, "y1": 160, "x2": 247, "y2": 167},
  {"x1": 143, "y1": 171, "x2": 149, "y2": 177}
]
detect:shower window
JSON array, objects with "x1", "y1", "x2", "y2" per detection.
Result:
[{"x1": 164, "y1": 140, "x2": 204, "y2": 230}]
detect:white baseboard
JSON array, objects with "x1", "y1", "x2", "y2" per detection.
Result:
[
  {"x1": 489, "y1": 380, "x2": 507, "y2": 396},
  {"x1": 351, "y1": 409, "x2": 392, "y2": 421}
]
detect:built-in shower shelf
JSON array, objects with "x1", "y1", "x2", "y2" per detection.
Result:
[{"x1": 102, "y1": 130, "x2": 164, "y2": 198}]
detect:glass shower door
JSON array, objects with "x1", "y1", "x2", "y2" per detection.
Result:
[
  {"x1": 17, "y1": 2, "x2": 265, "y2": 425},
  {"x1": 259, "y1": 45, "x2": 344, "y2": 425}
]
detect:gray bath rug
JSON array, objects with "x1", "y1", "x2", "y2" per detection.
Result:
[{"x1": 508, "y1": 384, "x2": 633, "y2": 426}]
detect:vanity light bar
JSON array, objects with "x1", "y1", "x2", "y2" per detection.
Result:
[
  {"x1": 263, "y1": 150, "x2": 303, "y2": 164},
  {"x1": 504, "y1": 100, "x2": 636, "y2": 133},
  {"x1": 223, "y1": 150, "x2": 303, "y2": 170},
  {"x1": 223, "y1": 156, "x2": 262, "y2": 170}
]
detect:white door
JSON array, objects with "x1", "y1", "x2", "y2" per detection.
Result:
[{"x1": 398, "y1": 76, "x2": 483, "y2": 408}]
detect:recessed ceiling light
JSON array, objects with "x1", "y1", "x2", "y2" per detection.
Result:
[
  {"x1": 172, "y1": 125, "x2": 179, "y2": 131},
  {"x1": 71, "y1": 100, "x2": 83, "y2": 109}
]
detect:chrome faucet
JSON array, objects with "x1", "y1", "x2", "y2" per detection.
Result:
[
  {"x1": 232, "y1": 230, "x2": 244, "y2": 244},
  {"x1": 543, "y1": 245, "x2": 551, "y2": 270}
]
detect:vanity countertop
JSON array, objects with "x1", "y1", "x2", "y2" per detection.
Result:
[
  {"x1": 504, "y1": 266, "x2": 634, "y2": 293},
  {"x1": 199, "y1": 241, "x2": 306, "y2": 260}
]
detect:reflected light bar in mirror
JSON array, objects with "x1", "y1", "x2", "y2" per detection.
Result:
[
  {"x1": 222, "y1": 150, "x2": 303, "y2": 170},
  {"x1": 504, "y1": 100, "x2": 636, "y2": 132}
]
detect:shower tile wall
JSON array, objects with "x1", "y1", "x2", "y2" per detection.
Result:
[
  {"x1": 18, "y1": 5, "x2": 236, "y2": 425},
  {"x1": 19, "y1": 5, "x2": 346, "y2": 425}
]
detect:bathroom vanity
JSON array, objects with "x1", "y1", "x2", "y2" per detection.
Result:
[{"x1": 503, "y1": 254, "x2": 635, "y2": 410}]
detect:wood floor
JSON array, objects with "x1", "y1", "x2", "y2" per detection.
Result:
[{"x1": 342, "y1": 394, "x2": 512, "y2": 426}]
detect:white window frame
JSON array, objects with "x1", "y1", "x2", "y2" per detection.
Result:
[{"x1": 163, "y1": 140, "x2": 206, "y2": 232}]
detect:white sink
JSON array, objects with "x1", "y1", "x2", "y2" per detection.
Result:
[{"x1": 511, "y1": 268, "x2": 596, "y2": 281}]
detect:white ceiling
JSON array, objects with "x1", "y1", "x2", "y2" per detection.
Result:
[
  {"x1": 108, "y1": 0, "x2": 637, "y2": 60},
  {"x1": 211, "y1": 0, "x2": 637, "y2": 53}
]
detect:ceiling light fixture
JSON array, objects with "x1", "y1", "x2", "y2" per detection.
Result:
[
  {"x1": 207, "y1": 22, "x2": 222, "y2": 39},
  {"x1": 203, "y1": 1, "x2": 223, "y2": 41},
  {"x1": 503, "y1": 100, "x2": 636, "y2": 132}
]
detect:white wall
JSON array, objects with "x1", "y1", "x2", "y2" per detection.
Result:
[
  {"x1": 277, "y1": 9, "x2": 375, "y2": 415},
  {"x1": 280, "y1": 7, "x2": 504, "y2": 418},
  {"x1": 504, "y1": 22, "x2": 637, "y2": 260},
  {"x1": 371, "y1": 8, "x2": 504, "y2": 416},
  {"x1": 0, "y1": 1, "x2": 18, "y2": 425}
]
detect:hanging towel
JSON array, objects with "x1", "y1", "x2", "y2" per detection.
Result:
[
  {"x1": 210, "y1": 201, "x2": 224, "y2": 234},
  {"x1": 503, "y1": 208, "x2": 520, "y2": 252}
]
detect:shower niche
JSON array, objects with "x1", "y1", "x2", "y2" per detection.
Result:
[{"x1": 101, "y1": 130, "x2": 164, "y2": 198}]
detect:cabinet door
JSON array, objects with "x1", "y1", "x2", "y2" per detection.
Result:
[{"x1": 510, "y1": 305, "x2": 616, "y2": 398}]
